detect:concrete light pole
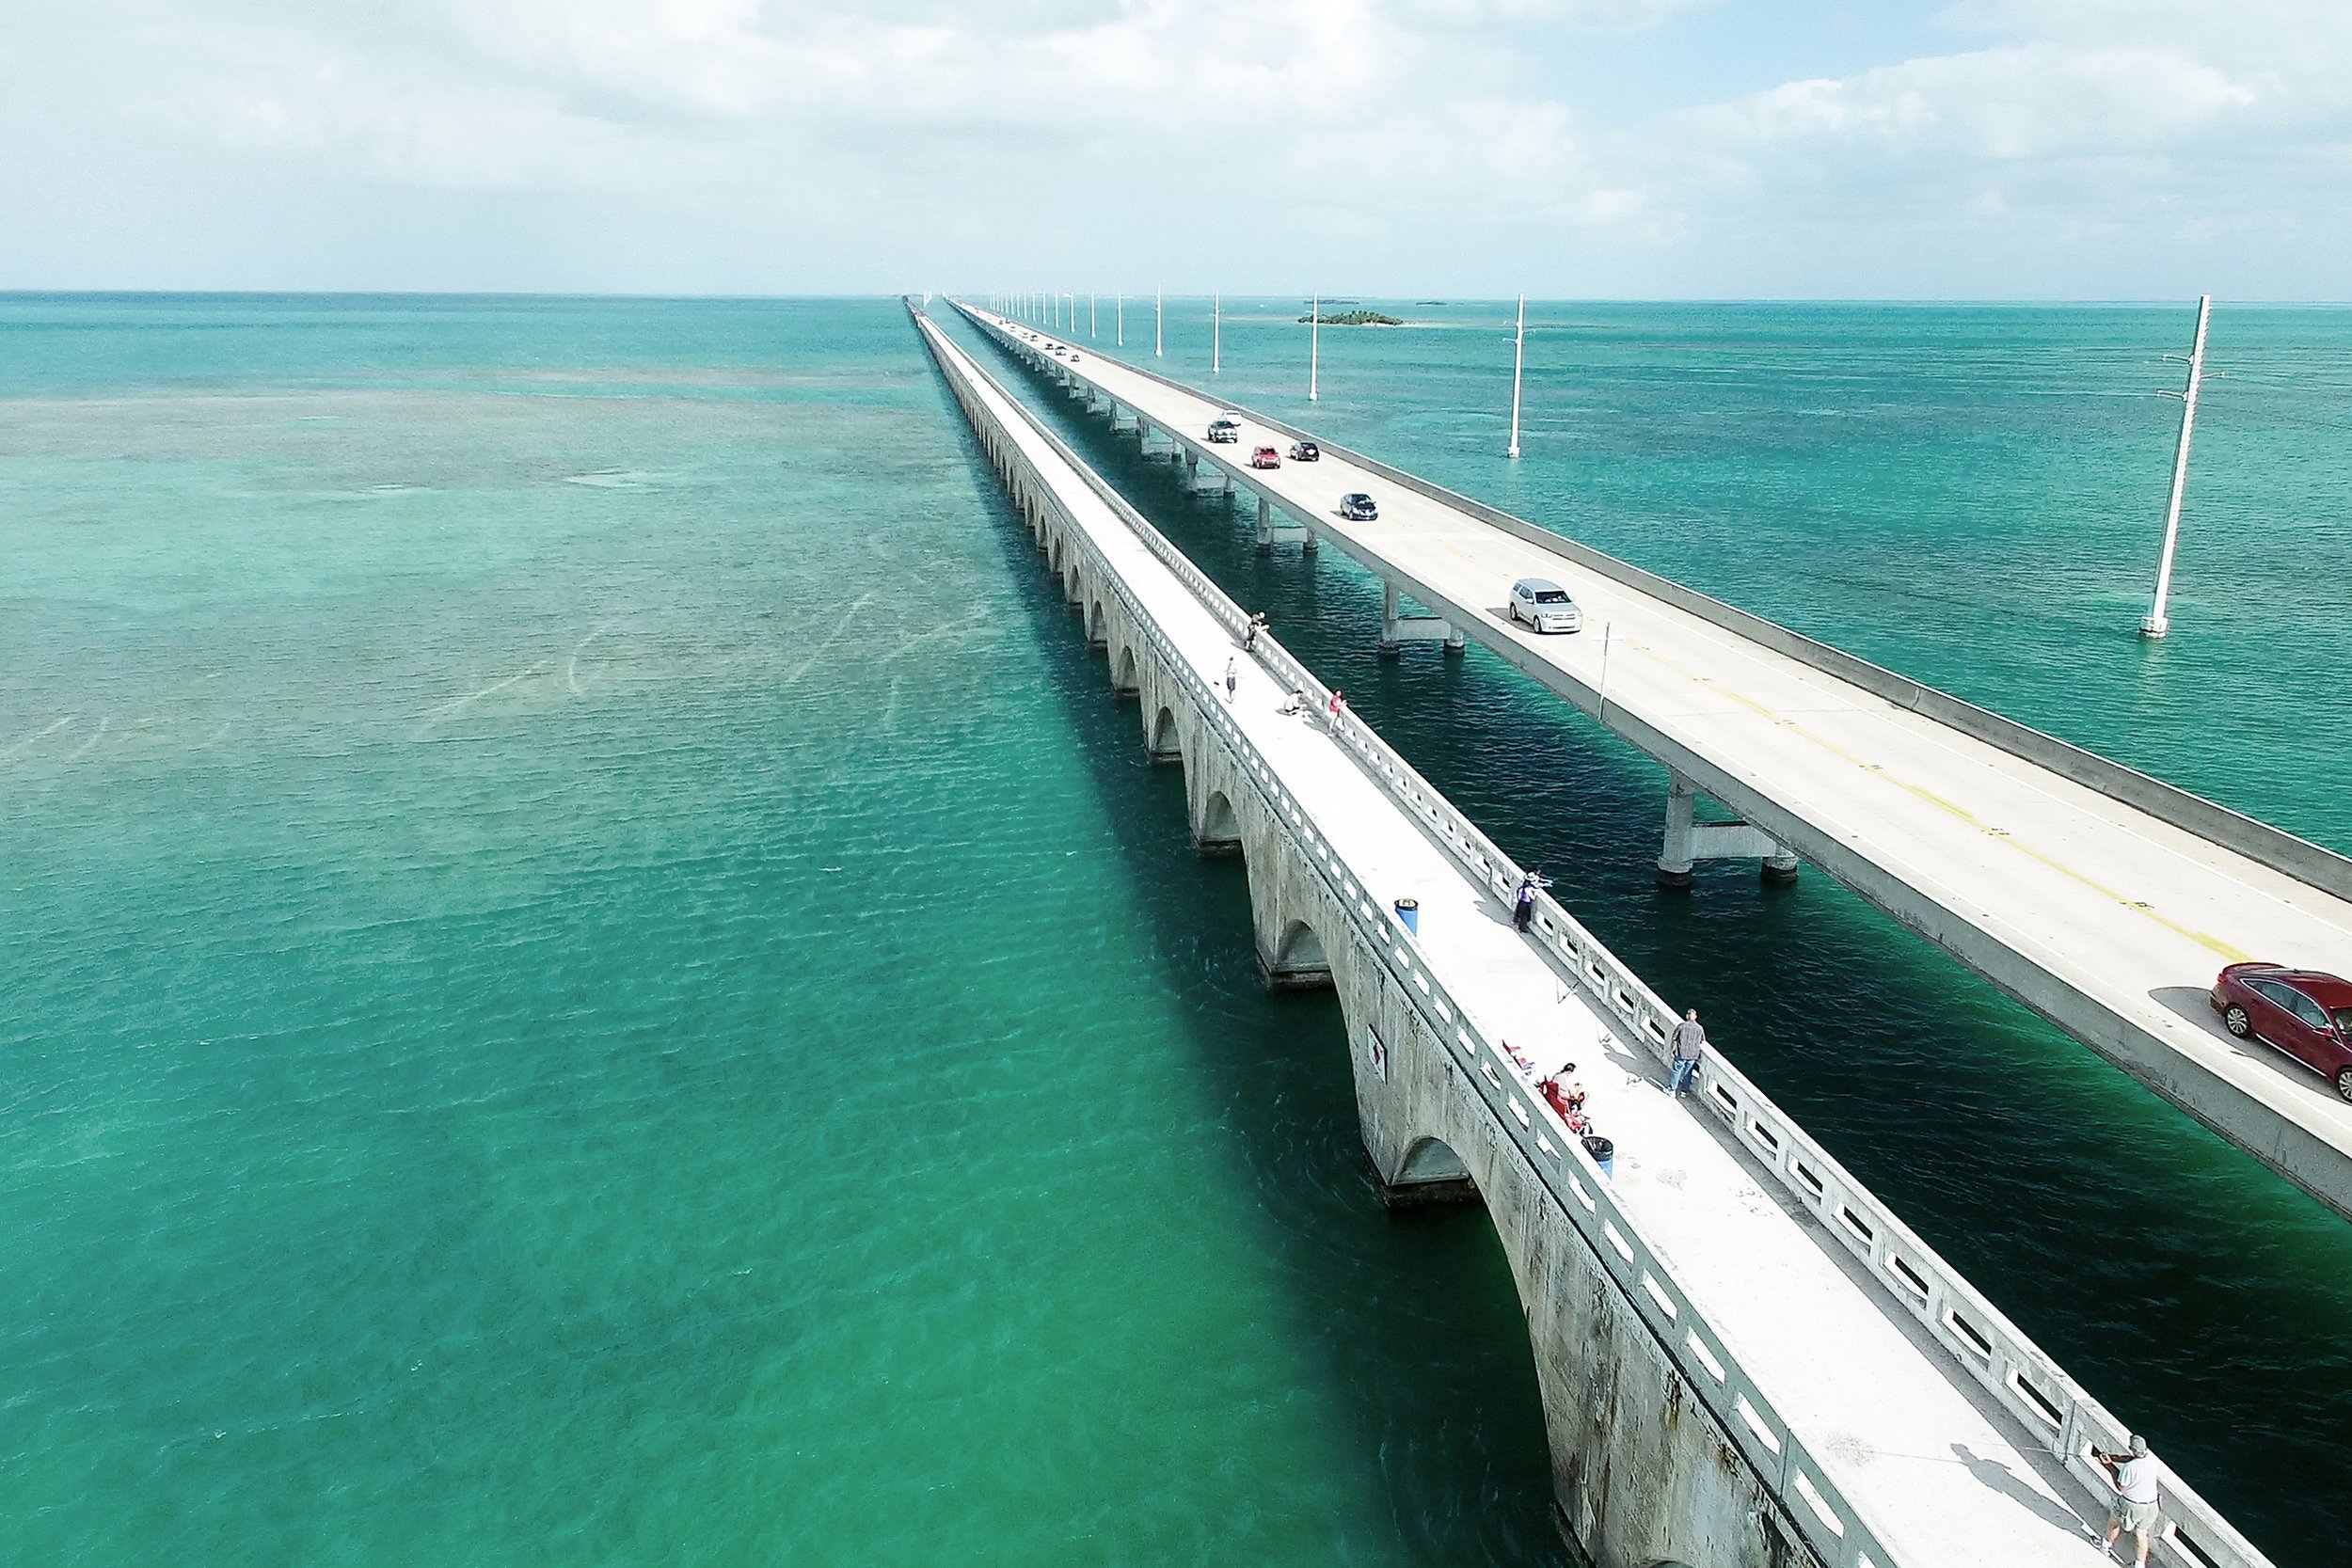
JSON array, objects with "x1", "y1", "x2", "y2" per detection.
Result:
[
  {"x1": 1508, "y1": 293, "x2": 1526, "y2": 460},
  {"x1": 1117, "y1": 293, "x2": 1123, "y2": 346},
  {"x1": 1213, "y1": 293, "x2": 1221, "y2": 375},
  {"x1": 2141, "y1": 293, "x2": 2212, "y2": 640},
  {"x1": 1090, "y1": 293, "x2": 1097, "y2": 339},
  {"x1": 1310, "y1": 292, "x2": 1319, "y2": 402}
]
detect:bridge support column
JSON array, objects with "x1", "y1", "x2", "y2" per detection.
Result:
[
  {"x1": 1380, "y1": 578, "x2": 1459, "y2": 657},
  {"x1": 1659, "y1": 771, "x2": 1801, "y2": 888},
  {"x1": 1256, "y1": 494, "x2": 1273, "y2": 552}
]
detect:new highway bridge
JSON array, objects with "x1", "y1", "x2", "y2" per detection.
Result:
[
  {"x1": 912, "y1": 301, "x2": 2274, "y2": 1568},
  {"x1": 956, "y1": 300, "x2": 2352, "y2": 1230}
]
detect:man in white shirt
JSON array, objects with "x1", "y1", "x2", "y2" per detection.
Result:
[{"x1": 2098, "y1": 1433, "x2": 2161, "y2": 1566}]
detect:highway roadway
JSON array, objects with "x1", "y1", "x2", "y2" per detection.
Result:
[{"x1": 960, "y1": 302, "x2": 2352, "y2": 1222}]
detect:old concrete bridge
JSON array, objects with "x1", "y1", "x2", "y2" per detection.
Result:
[{"x1": 911, "y1": 302, "x2": 2268, "y2": 1568}]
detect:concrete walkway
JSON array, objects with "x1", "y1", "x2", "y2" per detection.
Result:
[
  {"x1": 931, "y1": 316, "x2": 2116, "y2": 1568},
  {"x1": 964, "y1": 307, "x2": 2352, "y2": 1222}
]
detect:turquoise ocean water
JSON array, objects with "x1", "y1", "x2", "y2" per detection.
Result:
[{"x1": 2, "y1": 294, "x2": 2345, "y2": 1565}]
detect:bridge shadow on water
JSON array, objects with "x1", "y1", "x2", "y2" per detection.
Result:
[
  {"x1": 942, "y1": 388, "x2": 1572, "y2": 1567},
  {"x1": 936, "y1": 307, "x2": 2352, "y2": 1568}
]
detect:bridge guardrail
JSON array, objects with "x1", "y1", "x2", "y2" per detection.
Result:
[
  {"x1": 946, "y1": 302, "x2": 2272, "y2": 1568},
  {"x1": 961, "y1": 304, "x2": 2351, "y2": 909}
]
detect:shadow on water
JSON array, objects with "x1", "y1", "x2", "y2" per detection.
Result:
[
  {"x1": 937, "y1": 308, "x2": 2352, "y2": 1568},
  {"x1": 930, "y1": 363, "x2": 1570, "y2": 1567}
]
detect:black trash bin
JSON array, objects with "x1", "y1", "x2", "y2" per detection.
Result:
[{"x1": 1581, "y1": 1134, "x2": 1615, "y2": 1180}]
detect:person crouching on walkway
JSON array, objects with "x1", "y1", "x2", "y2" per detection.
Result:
[
  {"x1": 1669, "y1": 1008, "x2": 1705, "y2": 1098},
  {"x1": 2098, "y1": 1435, "x2": 2161, "y2": 1567}
]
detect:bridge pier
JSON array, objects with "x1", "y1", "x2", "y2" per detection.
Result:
[
  {"x1": 1658, "y1": 772, "x2": 1800, "y2": 887},
  {"x1": 1256, "y1": 494, "x2": 1272, "y2": 552},
  {"x1": 1379, "y1": 578, "x2": 1462, "y2": 657}
]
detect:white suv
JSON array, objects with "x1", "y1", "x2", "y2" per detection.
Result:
[{"x1": 1508, "y1": 578, "x2": 1583, "y2": 633}]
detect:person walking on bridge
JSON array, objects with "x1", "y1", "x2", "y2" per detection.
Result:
[
  {"x1": 1223, "y1": 657, "x2": 1239, "y2": 704},
  {"x1": 2097, "y1": 1435, "x2": 2161, "y2": 1567},
  {"x1": 1669, "y1": 1009, "x2": 1706, "y2": 1098}
]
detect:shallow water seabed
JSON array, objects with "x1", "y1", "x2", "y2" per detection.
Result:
[{"x1": 0, "y1": 295, "x2": 1559, "y2": 1567}]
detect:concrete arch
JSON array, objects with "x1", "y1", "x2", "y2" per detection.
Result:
[
  {"x1": 1147, "y1": 705, "x2": 1183, "y2": 763},
  {"x1": 1193, "y1": 788, "x2": 1242, "y2": 857},
  {"x1": 1112, "y1": 643, "x2": 1139, "y2": 698},
  {"x1": 1388, "y1": 1133, "x2": 1477, "y2": 1208},
  {"x1": 1262, "y1": 915, "x2": 1332, "y2": 991},
  {"x1": 1086, "y1": 598, "x2": 1107, "y2": 648}
]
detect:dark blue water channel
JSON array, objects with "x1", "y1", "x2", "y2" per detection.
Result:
[{"x1": 936, "y1": 298, "x2": 2352, "y2": 1567}]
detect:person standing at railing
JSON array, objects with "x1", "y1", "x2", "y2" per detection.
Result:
[
  {"x1": 1512, "y1": 869, "x2": 1551, "y2": 933},
  {"x1": 1326, "y1": 689, "x2": 1346, "y2": 728},
  {"x1": 1669, "y1": 1009, "x2": 1706, "y2": 1098},
  {"x1": 1242, "y1": 611, "x2": 1267, "y2": 652},
  {"x1": 2095, "y1": 1435, "x2": 2161, "y2": 1568}
]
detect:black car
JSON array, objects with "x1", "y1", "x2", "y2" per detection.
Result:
[
  {"x1": 1290, "y1": 440, "x2": 1320, "y2": 462},
  {"x1": 1339, "y1": 492, "x2": 1377, "y2": 521}
]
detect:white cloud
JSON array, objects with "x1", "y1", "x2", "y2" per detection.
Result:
[{"x1": 2, "y1": 0, "x2": 2347, "y2": 293}]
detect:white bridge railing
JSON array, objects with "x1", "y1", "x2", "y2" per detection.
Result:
[{"x1": 927, "y1": 302, "x2": 2270, "y2": 1568}]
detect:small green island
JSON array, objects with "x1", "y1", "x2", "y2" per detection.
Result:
[{"x1": 1299, "y1": 309, "x2": 1405, "y2": 325}]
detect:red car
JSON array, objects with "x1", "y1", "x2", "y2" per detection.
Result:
[
  {"x1": 2210, "y1": 963, "x2": 2352, "y2": 1101},
  {"x1": 1250, "y1": 446, "x2": 1281, "y2": 469}
]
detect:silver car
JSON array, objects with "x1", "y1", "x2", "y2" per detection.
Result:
[{"x1": 1508, "y1": 578, "x2": 1582, "y2": 633}]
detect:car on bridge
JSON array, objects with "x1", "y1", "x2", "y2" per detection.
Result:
[
  {"x1": 2211, "y1": 963, "x2": 2352, "y2": 1100},
  {"x1": 1290, "y1": 440, "x2": 1320, "y2": 462},
  {"x1": 1250, "y1": 446, "x2": 1281, "y2": 469},
  {"x1": 1508, "y1": 578, "x2": 1584, "y2": 634},
  {"x1": 1207, "y1": 418, "x2": 1241, "y2": 443},
  {"x1": 1338, "y1": 492, "x2": 1378, "y2": 521}
]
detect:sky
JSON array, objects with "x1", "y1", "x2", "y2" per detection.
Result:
[{"x1": 3, "y1": 0, "x2": 2347, "y2": 297}]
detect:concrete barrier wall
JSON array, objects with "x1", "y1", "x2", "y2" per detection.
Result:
[
  {"x1": 939, "y1": 301, "x2": 2273, "y2": 1568},
  {"x1": 961, "y1": 302, "x2": 2352, "y2": 906}
]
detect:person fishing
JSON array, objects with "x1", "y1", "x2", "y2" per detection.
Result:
[{"x1": 1512, "y1": 869, "x2": 1551, "y2": 933}]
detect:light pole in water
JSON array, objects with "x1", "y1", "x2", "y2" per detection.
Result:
[
  {"x1": 2141, "y1": 293, "x2": 2212, "y2": 639},
  {"x1": 1508, "y1": 293, "x2": 1526, "y2": 460},
  {"x1": 1117, "y1": 293, "x2": 1123, "y2": 346},
  {"x1": 1090, "y1": 293, "x2": 1097, "y2": 340},
  {"x1": 1213, "y1": 293, "x2": 1221, "y2": 375},
  {"x1": 1155, "y1": 289, "x2": 1163, "y2": 357},
  {"x1": 1310, "y1": 292, "x2": 1319, "y2": 402}
]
